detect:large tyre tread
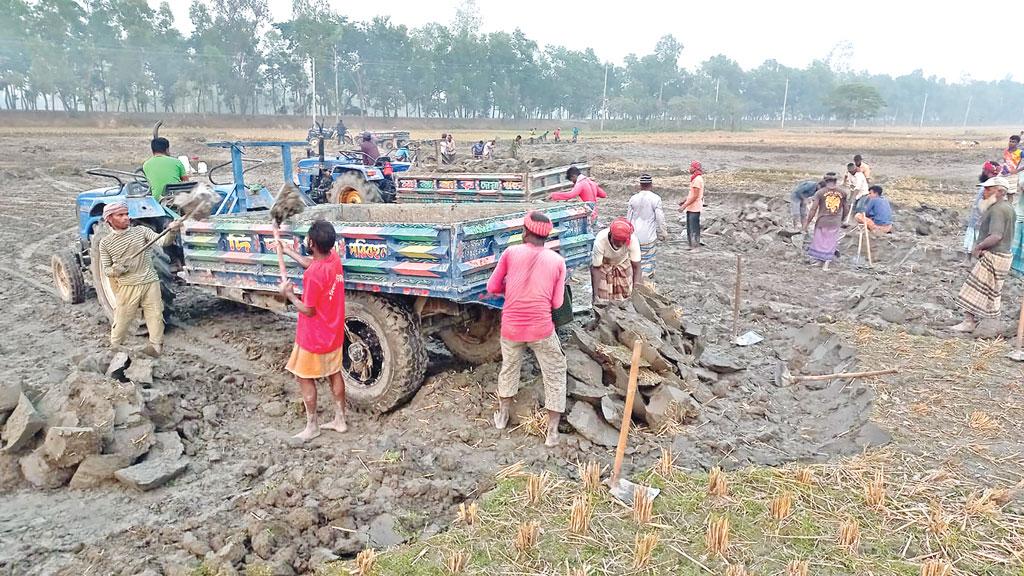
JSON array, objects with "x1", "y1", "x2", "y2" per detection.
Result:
[{"x1": 52, "y1": 251, "x2": 87, "y2": 304}]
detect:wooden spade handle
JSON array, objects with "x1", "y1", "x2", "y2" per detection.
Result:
[
  {"x1": 795, "y1": 368, "x2": 897, "y2": 382},
  {"x1": 272, "y1": 224, "x2": 287, "y2": 282},
  {"x1": 611, "y1": 339, "x2": 643, "y2": 485}
]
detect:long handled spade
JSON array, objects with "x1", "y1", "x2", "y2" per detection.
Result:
[
  {"x1": 607, "y1": 339, "x2": 661, "y2": 506},
  {"x1": 270, "y1": 184, "x2": 306, "y2": 282},
  {"x1": 125, "y1": 184, "x2": 217, "y2": 260}
]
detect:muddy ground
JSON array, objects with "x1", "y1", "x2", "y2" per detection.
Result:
[{"x1": 0, "y1": 126, "x2": 1021, "y2": 575}]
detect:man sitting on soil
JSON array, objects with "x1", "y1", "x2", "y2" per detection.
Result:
[
  {"x1": 591, "y1": 218, "x2": 642, "y2": 302},
  {"x1": 803, "y1": 172, "x2": 848, "y2": 271},
  {"x1": 275, "y1": 220, "x2": 348, "y2": 442},
  {"x1": 487, "y1": 212, "x2": 568, "y2": 448},
  {"x1": 550, "y1": 166, "x2": 607, "y2": 224},
  {"x1": 953, "y1": 177, "x2": 1016, "y2": 333},
  {"x1": 143, "y1": 137, "x2": 188, "y2": 202},
  {"x1": 626, "y1": 174, "x2": 667, "y2": 284},
  {"x1": 359, "y1": 133, "x2": 380, "y2": 166},
  {"x1": 855, "y1": 185, "x2": 893, "y2": 233},
  {"x1": 98, "y1": 202, "x2": 182, "y2": 356},
  {"x1": 842, "y1": 162, "x2": 869, "y2": 226},
  {"x1": 789, "y1": 178, "x2": 824, "y2": 229}
]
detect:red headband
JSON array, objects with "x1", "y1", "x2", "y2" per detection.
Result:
[
  {"x1": 523, "y1": 211, "x2": 553, "y2": 238},
  {"x1": 609, "y1": 218, "x2": 634, "y2": 242}
]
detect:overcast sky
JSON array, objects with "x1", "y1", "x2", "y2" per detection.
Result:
[{"x1": 156, "y1": 0, "x2": 999, "y2": 83}]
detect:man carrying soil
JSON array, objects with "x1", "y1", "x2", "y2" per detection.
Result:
[
  {"x1": 626, "y1": 174, "x2": 667, "y2": 283},
  {"x1": 803, "y1": 172, "x2": 848, "y2": 271},
  {"x1": 276, "y1": 220, "x2": 348, "y2": 442},
  {"x1": 98, "y1": 202, "x2": 181, "y2": 356},
  {"x1": 550, "y1": 166, "x2": 607, "y2": 224},
  {"x1": 591, "y1": 218, "x2": 641, "y2": 302},
  {"x1": 487, "y1": 212, "x2": 568, "y2": 447},
  {"x1": 953, "y1": 176, "x2": 1016, "y2": 333},
  {"x1": 680, "y1": 160, "x2": 705, "y2": 249},
  {"x1": 143, "y1": 137, "x2": 188, "y2": 202}
]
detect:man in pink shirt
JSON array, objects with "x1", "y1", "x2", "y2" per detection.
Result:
[
  {"x1": 487, "y1": 211, "x2": 568, "y2": 447},
  {"x1": 680, "y1": 160, "x2": 705, "y2": 249},
  {"x1": 550, "y1": 165, "x2": 607, "y2": 224}
]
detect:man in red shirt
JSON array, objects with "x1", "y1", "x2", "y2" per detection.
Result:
[
  {"x1": 550, "y1": 166, "x2": 606, "y2": 224},
  {"x1": 276, "y1": 220, "x2": 347, "y2": 443},
  {"x1": 487, "y1": 211, "x2": 568, "y2": 447}
]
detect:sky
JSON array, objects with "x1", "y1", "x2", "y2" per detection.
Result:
[{"x1": 155, "y1": 0, "x2": 999, "y2": 83}]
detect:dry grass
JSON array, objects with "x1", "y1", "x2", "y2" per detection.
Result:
[
  {"x1": 926, "y1": 500, "x2": 949, "y2": 536},
  {"x1": 525, "y1": 472, "x2": 549, "y2": 506},
  {"x1": 705, "y1": 515, "x2": 730, "y2": 557},
  {"x1": 708, "y1": 466, "x2": 728, "y2": 499},
  {"x1": 514, "y1": 521, "x2": 539, "y2": 555},
  {"x1": 578, "y1": 461, "x2": 602, "y2": 493},
  {"x1": 656, "y1": 445, "x2": 674, "y2": 476},
  {"x1": 920, "y1": 558, "x2": 953, "y2": 576},
  {"x1": 967, "y1": 410, "x2": 1001, "y2": 432},
  {"x1": 632, "y1": 487, "x2": 653, "y2": 525},
  {"x1": 836, "y1": 517, "x2": 861, "y2": 552},
  {"x1": 632, "y1": 533, "x2": 659, "y2": 570},
  {"x1": 442, "y1": 549, "x2": 469, "y2": 574},
  {"x1": 864, "y1": 469, "x2": 886, "y2": 508},
  {"x1": 568, "y1": 495, "x2": 591, "y2": 535},
  {"x1": 520, "y1": 409, "x2": 549, "y2": 439},
  {"x1": 794, "y1": 467, "x2": 814, "y2": 486},
  {"x1": 456, "y1": 501, "x2": 479, "y2": 526},
  {"x1": 769, "y1": 491, "x2": 794, "y2": 522},
  {"x1": 724, "y1": 564, "x2": 749, "y2": 576},
  {"x1": 785, "y1": 559, "x2": 809, "y2": 576},
  {"x1": 354, "y1": 548, "x2": 376, "y2": 576}
]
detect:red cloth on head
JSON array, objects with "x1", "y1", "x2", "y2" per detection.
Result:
[
  {"x1": 690, "y1": 161, "x2": 703, "y2": 181},
  {"x1": 609, "y1": 218, "x2": 634, "y2": 242},
  {"x1": 523, "y1": 211, "x2": 553, "y2": 238}
]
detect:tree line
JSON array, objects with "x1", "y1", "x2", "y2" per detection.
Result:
[{"x1": 2, "y1": 0, "x2": 1022, "y2": 129}]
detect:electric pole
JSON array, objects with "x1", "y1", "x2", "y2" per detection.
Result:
[
  {"x1": 780, "y1": 77, "x2": 789, "y2": 129},
  {"x1": 713, "y1": 78, "x2": 720, "y2": 130},
  {"x1": 919, "y1": 92, "x2": 928, "y2": 128},
  {"x1": 600, "y1": 63, "x2": 608, "y2": 132}
]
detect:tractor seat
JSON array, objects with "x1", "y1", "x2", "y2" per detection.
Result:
[
  {"x1": 123, "y1": 181, "x2": 150, "y2": 198},
  {"x1": 163, "y1": 181, "x2": 199, "y2": 196}
]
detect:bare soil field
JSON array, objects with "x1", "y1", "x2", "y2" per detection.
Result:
[{"x1": 0, "y1": 125, "x2": 1021, "y2": 576}]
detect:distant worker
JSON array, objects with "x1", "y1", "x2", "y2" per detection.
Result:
[
  {"x1": 803, "y1": 172, "x2": 848, "y2": 271},
  {"x1": 626, "y1": 174, "x2": 667, "y2": 282},
  {"x1": 965, "y1": 161, "x2": 1003, "y2": 252},
  {"x1": 591, "y1": 218, "x2": 641, "y2": 302},
  {"x1": 359, "y1": 132, "x2": 380, "y2": 166},
  {"x1": 680, "y1": 160, "x2": 705, "y2": 249},
  {"x1": 487, "y1": 211, "x2": 568, "y2": 448},
  {"x1": 554, "y1": 127, "x2": 561, "y2": 142},
  {"x1": 953, "y1": 176, "x2": 1015, "y2": 333},
  {"x1": 789, "y1": 179, "x2": 824, "y2": 229},
  {"x1": 143, "y1": 137, "x2": 188, "y2": 202},
  {"x1": 843, "y1": 162, "x2": 869, "y2": 226},
  {"x1": 855, "y1": 185, "x2": 893, "y2": 233},
  {"x1": 853, "y1": 154, "x2": 872, "y2": 183},
  {"x1": 472, "y1": 140, "x2": 485, "y2": 158},
  {"x1": 510, "y1": 135, "x2": 522, "y2": 159},
  {"x1": 529, "y1": 128, "x2": 536, "y2": 144},
  {"x1": 99, "y1": 201, "x2": 182, "y2": 356},
  {"x1": 335, "y1": 117, "x2": 347, "y2": 144},
  {"x1": 550, "y1": 165, "x2": 607, "y2": 224},
  {"x1": 1003, "y1": 134, "x2": 1021, "y2": 176},
  {"x1": 572, "y1": 126, "x2": 580, "y2": 143},
  {"x1": 483, "y1": 139, "x2": 495, "y2": 159},
  {"x1": 442, "y1": 134, "x2": 457, "y2": 164},
  {"x1": 275, "y1": 220, "x2": 348, "y2": 442}
]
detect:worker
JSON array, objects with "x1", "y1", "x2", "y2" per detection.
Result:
[
  {"x1": 510, "y1": 135, "x2": 522, "y2": 159},
  {"x1": 143, "y1": 137, "x2": 188, "y2": 202},
  {"x1": 626, "y1": 174, "x2": 667, "y2": 283},
  {"x1": 442, "y1": 134, "x2": 456, "y2": 164},
  {"x1": 359, "y1": 132, "x2": 380, "y2": 166},
  {"x1": 952, "y1": 177, "x2": 1015, "y2": 334},
  {"x1": 98, "y1": 202, "x2": 182, "y2": 356},
  {"x1": 529, "y1": 128, "x2": 536, "y2": 144},
  {"x1": 571, "y1": 126, "x2": 580, "y2": 143},
  {"x1": 554, "y1": 127, "x2": 561, "y2": 142},
  {"x1": 591, "y1": 218, "x2": 641, "y2": 302},
  {"x1": 842, "y1": 162, "x2": 869, "y2": 226},
  {"x1": 483, "y1": 139, "x2": 495, "y2": 159},
  {"x1": 275, "y1": 220, "x2": 348, "y2": 442},
  {"x1": 803, "y1": 172, "x2": 848, "y2": 271},
  {"x1": 472, "y1": 140, "x2": 485, "y2": 158},
  {"x1": 789, "y1": 179, "x2": 825, "y2": 229},
  {"x1": 550, "y1": 166, "x2": 607, "y2": 224},
  {"x1": 855, "y1": 185, "x2": 893, "y2": 233},
  {"x1": 680, "y1": 160, "x2": 705, "y2": 249},
  {"x1": 1003, "y1": 135, "x2": 1022, "y2": 175},
  {"x1": 965, "y1": 161, "x2": 1003, "y2": 253},
  {"x1": 335, "y1": 117, "x2": 347, "y2": 144},
  {"x1": 853, "y1": 154, "x2": 872, "y2": 183},
  {"x1": 487, "y1": 211, "x2": 568, "y2": 448}
]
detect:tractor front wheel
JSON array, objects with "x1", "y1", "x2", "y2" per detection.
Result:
[
  {"x1": 51, "y1": 250, "x2": 86, "y2": 304},
  {"x1": 328, "y1": 172, "x2": 382, "y2": 204}
]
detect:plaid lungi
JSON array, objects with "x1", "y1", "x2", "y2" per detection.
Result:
[
  {"x1": 595, "y1": 261, "x2": 633, "y2": 301},
  {"x1": 957, "y1": 251, "x2": 1012, "y2": 319},
  {"x1": 639, "y1": 240, "x2": 657, "y2": 279}
]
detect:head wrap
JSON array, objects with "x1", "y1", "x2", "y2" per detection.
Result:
[
  {"x1": 103, "y1": 202, "x2": 128, "y2": 220},
  {"x1": 523, "y1": 211, "x2": 553, "y2": 238},
  {"x1": 608, "y1": 218, "x2": 634, "y2": 243},
  {"x1": 690, "y1": 161, "x2": 703, "y2": 181},
  {"x1": 983, "y1": 161, "x2": 1000, "y2": 174},
  {"x1": 638, "y1": 174, "x2": 653, "y2": 185}
]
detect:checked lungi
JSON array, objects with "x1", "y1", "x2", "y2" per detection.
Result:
[{"x1": 957, "y1": 251, "x2": 1013, "y2": 319}]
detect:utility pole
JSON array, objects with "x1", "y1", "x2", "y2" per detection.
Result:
[
  {"x1": 713, "y1": 78, "x2": 720, "y2": 130},
  {"x1": 919, "y1": 92, "x2": 928, "y2": 128},
  {"x1": 600, "y1": 63, "x2": 608, "y2": 131},
  {"x1": 310, "y1": 57, "x2": 317, "y2": 125},
  {"x1": 334, "y1": 48, "x2": 340, "y2": 122},
  {"x1": 780, "y1": 77, "x2": 789, "y2": 129},
  {"x1": 962, "y1": 95, "x2": 973, "y2": 130}
]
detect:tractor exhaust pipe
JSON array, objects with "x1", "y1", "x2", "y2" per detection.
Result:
[{"x1": 152, "y1": 121, "x2": 163, "y2": 140}]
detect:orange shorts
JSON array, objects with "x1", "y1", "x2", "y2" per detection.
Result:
[{"x1": 285, "y1": 343, "x2": 343, "y2": 379}]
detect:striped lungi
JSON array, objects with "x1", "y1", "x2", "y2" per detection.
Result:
[
  {"x1": 639, "y1": 240, "x2": 657, "y2": 279},
  {"x1": 957, "y1": 251, "x2": 1012, "y2": 319},
  {"x1": 1012, "y1": 222, "x2": 1024, "y2": 278}
]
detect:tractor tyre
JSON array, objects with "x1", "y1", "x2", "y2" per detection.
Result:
[
  {"x1": 439, "y1": 305, "x2": 503, "y2": 364},
  {"x1": 327, "y1": 172, "x2": 382, "y2": 204},
  {"x1": 343, "y1": 293, "x2": 427, "y2": 413},
  {"x1": 51, "y1": 250, "x2": 86, "y2": 304},
  {"x1": 90, "y1": 224, "x2": 176, "y2": 322}
]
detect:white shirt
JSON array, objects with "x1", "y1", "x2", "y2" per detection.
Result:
[
  {"x1": 845, "y1": 171, "x2": 869, "y2": 199},
  {"x1": 592, "y1": 228, "x2": 641, "y2": 267},
  {"x1": 483, "y1": 142, "x2": 494, "y2": 157},
  {"x1": 626, "y1": 190, "x2": 667, "y2": 244}
]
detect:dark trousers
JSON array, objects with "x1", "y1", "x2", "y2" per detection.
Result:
[{"x1": 686, "y1": 211, "x2": 701, "y2": 247}]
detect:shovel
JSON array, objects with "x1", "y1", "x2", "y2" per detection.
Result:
[
  {"x1": 607, "y1": 339, "x2": 661, "y2": 505},
  {"x1": 774, "y1": 362, "x2": 898, "y2": 387}
]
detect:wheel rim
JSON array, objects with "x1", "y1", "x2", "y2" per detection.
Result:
[
  {"x1": 343, "y1": 316, "x2": 387, "y2": 389},
  {"x1": 52, "y1": 257, "x2": 71, "y2": 300},
  {"x1": 341, "y1": 188, "x2": 363, "y2": 203}
]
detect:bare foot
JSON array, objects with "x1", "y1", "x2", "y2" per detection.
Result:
[
  {"x1": 544, "y1": 427, "x2": 560, "y2": 448},
  {"x1": 292, "y1": 424, "x2": 321, "y2": 443},
  {"x1": 320, "y1": 417, "x2": 348, "y2": 433},
  {"x1": 950, "y1": 321, "x2": 976, "y2": 333},
  {"x1": 493, "y1": 408, "x2": 509, "y2": 430}
]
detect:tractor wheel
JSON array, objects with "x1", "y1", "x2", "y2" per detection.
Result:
[
  {"x1": 439, "y1": 305, "x2": 503, "y2": 364},
  {"x1": 90, "y1": 224, "x2": 176, "y2": 321},
  {"x1": 343, "y1": 293, "x2": 427, "y2": 413},
  {"x1": 51, "y1": 250, "x2": 86, "y2": 304},
  {"x1": 328, "y1": 172, "x2": 382, "y2": 204}
]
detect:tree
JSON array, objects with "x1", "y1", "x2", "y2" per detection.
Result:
[{"x1": 827, "y1": 83, "x2": 885, "y2": 123}]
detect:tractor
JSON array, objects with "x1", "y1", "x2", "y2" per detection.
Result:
[{"x1": 295, "y1": 132, "x2": 413, "y2": 205}]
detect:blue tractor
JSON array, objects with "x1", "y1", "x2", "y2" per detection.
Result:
[
  {"x1": 52, "y1": 140, "x2": 311, "y2": 320},
  {"x1": 296, "y1": 132, "x2": 412, "y2": 204}
]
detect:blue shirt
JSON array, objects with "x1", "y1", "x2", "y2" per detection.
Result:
[
  {"x1": 865, "y1": 196, "x2": 893, "y2": 225},
  {"x1": 791, "y1": 180, "x2": 819, "y2": 201}
]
